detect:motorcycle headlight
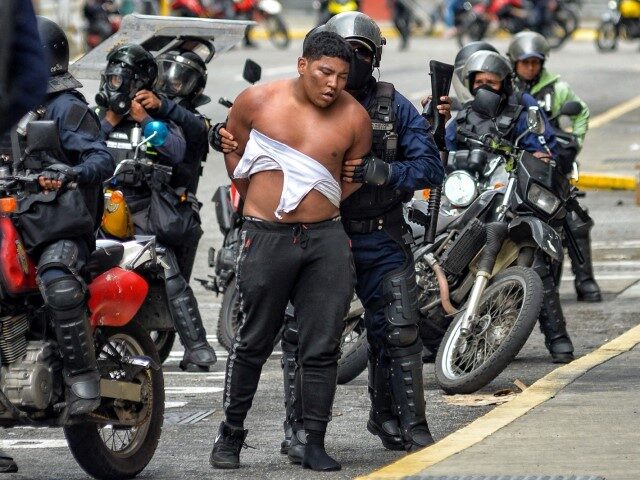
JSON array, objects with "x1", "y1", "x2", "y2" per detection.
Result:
[
  {"x1": 443, "y1": 170, "x2": 477, "y2": 207},
  {"x1": 608, "y1": 0, "x2": 617, "y2": 9},
  {"x1": 527, "y1": 183, "x2": 561, "y2": 214}
]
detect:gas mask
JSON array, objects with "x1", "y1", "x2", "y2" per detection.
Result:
[
  {"x1": 346, "y1": 46, "x2": 374, "y2": 92},
  {"x1": 471, "y1": 85, "x2": 504, "y2": 118},
  {"x1": 95, "y1": 64, "x2": 140, "y2": 116}
]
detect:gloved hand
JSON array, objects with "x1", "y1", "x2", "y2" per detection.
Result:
[
  {"x1": 351, "y1": 154, "x2": 391, "y2": 186},
  {"x1": 38, "y1": 163, "x2": 79, "y2": 191}
]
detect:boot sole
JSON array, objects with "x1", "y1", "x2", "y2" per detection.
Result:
[
  {"x1": 366, "y1": 421, "x2": 405, "y2": 451},
  {"x1": 210, "y1": 460, "x2": 240, "y2": 469}
]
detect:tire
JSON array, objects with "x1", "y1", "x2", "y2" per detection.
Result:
[
  {"x1": 545, "y1": 12, "x2": 571, "y2": 49},
  {"x1": 64, "y1": 321, "x2": 164, "y2": 480},
  {"x1": 456, "y1": 13, "x2": 488, "y2": 47},
  {"x1": 217, "y1": 277, "x2": 241, "y2": 352},
  {"x1": 337, "y1": 319, "x2": 368, "y2": 385},
  {"x1": 150, "y1": 330, "x2": 175, "y2": 364},
  {"x1": 266, "y1": 14, "x2": 290, "y2": 49},
  {"x1": 596, "y1": 20, "x2": 618, "y2": 51},
  {"x1": 435, "y1": 266, "x2": 543, "y2": 395}
]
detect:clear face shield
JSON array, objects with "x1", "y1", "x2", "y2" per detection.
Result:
[{"x1": 155, "y1": 57, "x2": 202, "y2": 99}]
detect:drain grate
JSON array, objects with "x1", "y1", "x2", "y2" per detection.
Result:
[
  {"x1": 405, "y1": 476, "x2": 606, "y2": 480},
  {"x1": 164, "y1": 409, "x2": 215, "y2": 426}
]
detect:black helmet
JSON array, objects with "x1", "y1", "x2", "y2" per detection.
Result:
[
  {"x1": 324, "y1": 12, "x2": 385, "y2": 67},
  {"x1": 454, "y1": 41, "x2": 498, "y2": 82},
  {"x1": 507, "y1": 31, "x2": 550, "y2": 64},
  {"x1": 36, "y1": 16, "x2": 82, "y2": 93},
  {"x1": 106, "y1": 44, "x2": 158, "y2": 89},
  {"x1": 155, "y1": 51, "x2": 207, "y2": 100},
  {"x1": 462, "y1": 51, "x2": 512, "y2": 92}
]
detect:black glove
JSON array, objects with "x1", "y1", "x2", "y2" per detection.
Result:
[
  {"x1": 352, "y1": 154, "x2": 391, "y2": 186},
  {"x1": 208, "y1": 121, "x2": 227, "y2": 153},
  {"x1": 40, "y1": 163, "x2": 79, "y2": 187}
]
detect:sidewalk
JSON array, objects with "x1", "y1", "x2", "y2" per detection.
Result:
[{"x1": 359, "y1": 322, "x2": 640, "y2": 480}]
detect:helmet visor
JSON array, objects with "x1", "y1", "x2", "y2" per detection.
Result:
[{"x1": 156, "y1": 59, "x2": 200, "y2": 98}]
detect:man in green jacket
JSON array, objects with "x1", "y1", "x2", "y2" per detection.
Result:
[{"x1": 508, "y1": 31, "x2": 601, "y2": 303}]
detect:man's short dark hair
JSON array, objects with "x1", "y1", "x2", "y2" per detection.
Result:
[{"x1": 302, "y1": 31, "x2": 353, "y2": 65}]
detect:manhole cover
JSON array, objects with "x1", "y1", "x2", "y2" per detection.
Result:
[
  {"x1": 405, "y1": 476, "x2": 606, "y2": 480},
  {"x1": 164, "y1": 409, "x2": 215, "y2": 425}
]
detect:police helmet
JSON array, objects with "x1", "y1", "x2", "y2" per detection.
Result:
[
  {"x1": 324, "y1": 12, "x2": 385, "y2": 67},
  {"x1": 106, "y1": 44, "x2": 158, "y2": 89},
  {"x1": 37, "y1": 16, "x2": 83, "y2": 93},
  {"x1": 303, "y1": 24, "x2": 326, "y2": 51},
  {"x1": 454, "y1": 41, "x2": 498, "y2": 82},
  {"x1": 462, "y1": 51, "x2": 512, "y2": 91},
  {"x1": 155, "y1": 51, "x2": 207, "y2": 100},
  {"x1": 507, "y1": 31, "x2": 550, "y2": 64}
]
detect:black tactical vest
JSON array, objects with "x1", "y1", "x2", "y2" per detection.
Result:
[
  {"x1": 455, "y1": 93, "x2": 524, "y2": 149},
  {"x1": 341, "y1": 81, "x2": 411, "y2": 220}
]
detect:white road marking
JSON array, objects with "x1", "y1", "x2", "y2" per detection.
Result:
[
  {"x1": 166, "y1": 386, "x2": 224, "y2": 395},
  {"x1": 166, "y1": 401, "x2": 188, "y2": 409},
  {"x1": 0, "y1": 439, "x2": 68, "y2": 449}
]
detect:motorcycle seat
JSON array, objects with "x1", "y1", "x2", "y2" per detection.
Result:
[{"x1": 86, "y1": 240, "x2": 125, "y2": 278}]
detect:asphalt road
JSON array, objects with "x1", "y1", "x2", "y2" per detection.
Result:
[{"x1": 3, "y1": 34, "x2": 640, "y2": 480}]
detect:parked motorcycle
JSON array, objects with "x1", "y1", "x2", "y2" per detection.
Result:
[
  {"x1": 412, "y1": 104, "x2": 572, "y2": 394},
  {"x1": 314, "y1": 0, "x2": 360, "y2": 25},
  {"x1": 83, "y1": 0, "x2": 121, "y2": 51},
  {"x1": 0, "y1": 121, "x2": 164, "y2": 479},
  {"x1": 456, "y1": 0, "x2": 577, "y2": 49},
  {"x1": 596, "y1": 0, "x2": 640, "y2": 50}
]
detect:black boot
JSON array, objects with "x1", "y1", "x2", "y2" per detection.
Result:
[
  {"x1": 539, "y1": 275, "x2": 574, "y2": 364},
  {"x1": 366, "y1": 351, "x2": 404, "y2": 451},
  {"x1": 0, "y1": 449, "x2": 17, "y2": 473},
  {"x1": 388, "y1": 343, "x2": 434, "y2": 451},
  {"x1": 287, "y1": 428, "x2": 307, "y2": 464},
  {"x1": 569, "y1": 237, "x2": 602, "y2": 302},
  {"x1": 210, "y1": 421, "x2": 248, "y2": 469},
  {"x1": 301, "y1": 429, "x2": 340, "y2": 471}
]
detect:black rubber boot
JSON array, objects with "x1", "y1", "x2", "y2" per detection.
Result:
[
  {"x1": 569, "y1": 237, "x2": 602, "y2": 303},
  {"x1": 0, "y1": 449, "x2": 17, "y2": 473},
  {"x1": 366, "y1": 352, "x2": 404, "y2": 451},
  {"x1": 287, "y1": 428, "x2": 307, "y2": 464},
  {"x1": 301, "y1": 429, "x2": 340, "y2": 471},
  {"x1": 538, "y1": 275, "x2": 575, "y2": 364},
  {"x1": 388, "y1": 343, "x2": 435, "y2": 452},
  {"x1": 210, "y1": 421, "x2": 248, "y2": 469}
]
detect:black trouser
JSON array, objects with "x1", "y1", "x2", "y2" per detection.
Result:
[{"x1": 224, "y1": 218, "x2": 355, "y2": 433}]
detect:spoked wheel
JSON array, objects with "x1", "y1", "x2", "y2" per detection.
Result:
[
  {"x1": 596, "y1": 20, "x2": 619, "y2": 51},
  {"x1": 64, "y1": 321, "x2": 164, "y2": 480},
  {"x1": 545, "y1": 16, "x2": 571, "y2": 49},
  {"x1": 265, "y1": 14, "x2": 290, "y2": 49},
  {"x1": 435, "y1": 267, "x2": 543, "y2": 394},
  {"x1": 149, "y1": 330, "x2": 175, "y2": 364},
  {"x1": 337, "y1": 317, "x2": 368, "y2": 385}
]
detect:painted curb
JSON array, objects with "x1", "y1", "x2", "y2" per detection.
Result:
[
  {"x1": 356, "y1": 322, "x2": 640, "y2": 480},
  {"x1": 574, "y1": 173, "x2": 637, "y2": 191}
]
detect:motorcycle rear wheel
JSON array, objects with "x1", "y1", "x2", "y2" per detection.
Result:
[
  {"x1": 435, "y1": 266, "x2": 543, "y2": 395},
  {"x1": 265, "y1": 14, "x2": 290, "y2": 49},
  {"x1": 150, "y1": 330, "x2": 175, "y2": 364},
  {"x1": 596, "y1": 20, "x2": 619, "y2": 51},
  {"x1": 64, "y1": 321, "x2": 164, "y2": 480}
]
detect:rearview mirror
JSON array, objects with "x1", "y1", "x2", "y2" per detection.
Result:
[
  {"x1": 526, "y1": 106, "x2": 545, "y2": 135},
  {"x1": 243, "y1": 59, "x2": 262, "y2": 85},
  {"x1": 25, "y1": 121, "x2": 60, "y2": 154},
  {"x1": 559, "y1": 101, "x2": 583, "y2": 117},
  {"x1": 143, "y1": 121, "x2": 169, "y2": 147}
]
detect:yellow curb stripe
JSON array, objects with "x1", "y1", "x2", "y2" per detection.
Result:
[
  {"x1": 357, "y1": 322, "x2": 640, "y2": 480},
  {"x1": 573, "y1": 173, "x2": 637, "y2": 191},
  {"x1": 590, "y1": 93, "x2": 640, "y2": 129}
]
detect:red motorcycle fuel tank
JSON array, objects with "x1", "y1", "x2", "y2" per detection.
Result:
[
  {"x1": 0, "y1": 217, "x2": 37, "y2": 295},
  {"x1": 88, "y1": 267, "x2": 148, "y2": 327}
]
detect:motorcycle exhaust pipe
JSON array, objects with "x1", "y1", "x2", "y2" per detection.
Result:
[{"x1": 425, "y1": 253, "x2": 457, "y2": 316}]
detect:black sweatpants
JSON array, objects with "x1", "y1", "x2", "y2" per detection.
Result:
[{"x1": 223, "y1": 218, "x2": 355, "y2": 434}]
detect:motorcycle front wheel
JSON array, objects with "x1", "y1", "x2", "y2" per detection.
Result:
[
  {"x1": 64, "y1": 321, "x2": 164, "y2": 480},
  {"x1": 337, "y1": 317, "x2": 368, "y2": 385},
  {"x1": 435, "y1": 266, "x2": 543, "y2": 395},
  {"x1": 265, "y1": 14, "x2": 290, "y2": 49},
  {"x1": 596, "y1": 19, "x2": 619, "y2": 51}
]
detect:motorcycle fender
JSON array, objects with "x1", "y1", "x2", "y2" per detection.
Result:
[
  {"x1": 88, "y1": 267, "x2": 149, "y2": 327},
  {"x1": 508, "y1": 217, "x2": 562, "y2": 262},
  {"x1": 259, "y1": 0, "x2": 282, "y2": 15}
]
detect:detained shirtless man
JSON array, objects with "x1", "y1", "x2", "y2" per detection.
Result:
[{"x1": 210, "y1": 31, "x2": 372, "y2": 472}]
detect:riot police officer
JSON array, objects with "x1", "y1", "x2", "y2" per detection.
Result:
[
  {"x1": 97, "y1": 44, "x2": 217, "y2": 372},
  {"x1": 134, "y1": 49, "x2": 211, "y2": 280},
  {"x1": 451, "y1": 41, "x2": 498, "y2": 104},
  {"x1": 507, "y1": 31, "x2": 601, "y2": 303},
  {"x1": 446, "y1": 50, "x2": 575, "y2": 364}
]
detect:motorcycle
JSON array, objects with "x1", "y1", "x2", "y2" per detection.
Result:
[
  {"x1": 83, "y1": 0, "x2": 121, "y2": 51},
  {"x1": 314, "y1": 0, "x2": 360, "y2": 26},
  {"x1": 411, "y1": 103, "x2": 572, "y2": 394},
  {"x1": 596, "y1": 0, "x2": 640, "y2": 50},
  {"x1": 456, "y1": 0, "x2": 577, "y2": 49},
  {"x1": 0, "y1": 121, "x2": 164, "y2": 479}
]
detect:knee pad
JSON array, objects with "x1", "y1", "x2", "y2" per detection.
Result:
[
  {"x1": 165, "y1": 273, "x2": 188, "y2": 299},
  {"x1": 386, "y1": 325, "x2": 418, "y2": 348},
  {"x1": 41, "y1": 275, "x2": 85, "y2": 312},
  {"x1": 37, "y1": 240, "x2": 80, "y2": 274},
  {"x1": 381, "y1": 261, "x2": 420, "y2": 328},
  {"x1": 282, "y1": 317, "x2": 299, "y2": 347},
  {"x1": 565, "y1": 209, "x2": 593, "y2": 239}
]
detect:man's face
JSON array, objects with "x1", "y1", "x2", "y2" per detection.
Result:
[
  {"x1": 298, "y1": 55, "x2": 350, "y2": 108},
  {"x1": 516, "y1": 57, "x2": 543, "y2": 82},
  {"x1": 473, "y1": 72, "x2": 503, "y2": 92}
]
